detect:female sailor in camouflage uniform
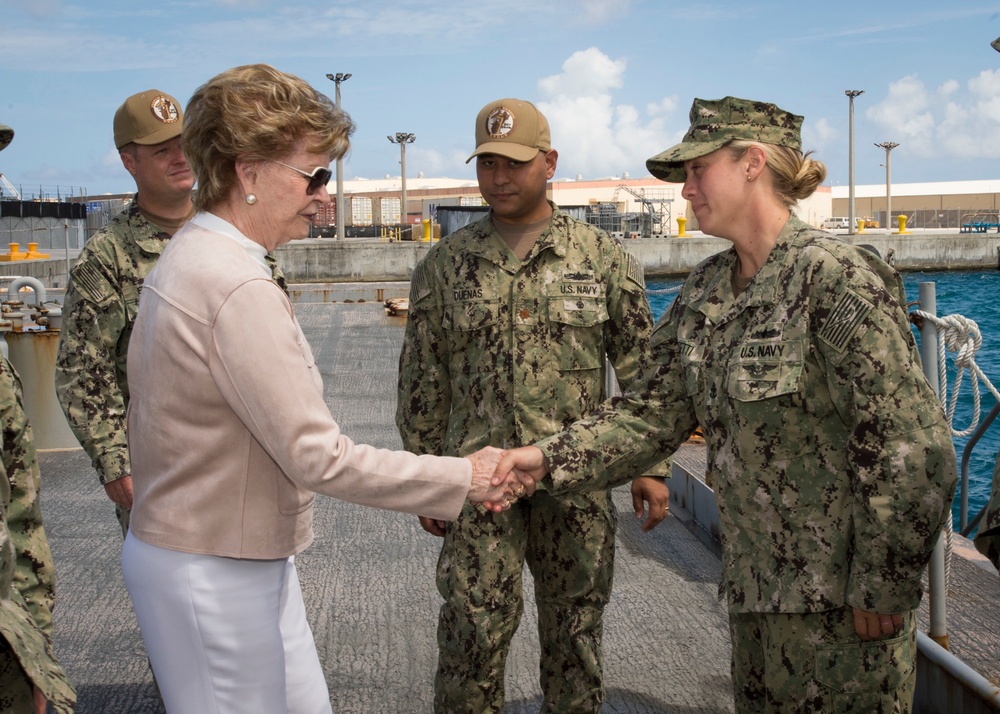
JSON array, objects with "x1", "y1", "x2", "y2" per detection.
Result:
[{"x1": 497, "y1": 97, "x2": 958, "y2": 713}]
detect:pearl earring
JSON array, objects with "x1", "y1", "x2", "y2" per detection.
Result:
[
  {"x1": 746, "y1": 175, "x2": 752, "y2": 182},
  {"x1": 246, "y1": 193, "x2": 257, "y2": 205}
]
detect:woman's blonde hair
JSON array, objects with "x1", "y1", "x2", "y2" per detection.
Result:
[
  {"x1": 727, "y1": 139, "x2": 827, "y2": 209},
  {"x1": 183, "y1": 64, "x2": 355, "y2": 210}
]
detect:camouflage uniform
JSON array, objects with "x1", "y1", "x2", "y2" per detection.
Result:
[
  {"x1": 397, "y1": 205, "x2": 653, "y2": 713},
  {"x1": 0, "y1": 355, "x2": 76, "y2": 713},
  {"x1": 55, "y1": 200, "x2": 286, "y2": 535},
  {"x1": 55, "y1": 200, "x2": 170, "y2": 534},
  {"x1": 538, "y1": 215, "x2": 957, "y2": 712},
  {"x1": 974, "y1": 455, "x2": 1000, "y2": 571}
]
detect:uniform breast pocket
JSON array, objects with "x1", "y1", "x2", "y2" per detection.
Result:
[
  {"x1": 441, "y1": 300, "x2": 498, "y2": 361},
  {"x1": 728, "y1": 339, "x2": 803, "y2": 402},
  {"x1": 547, "y1": 297, "x2": 608, "y2": 371}
]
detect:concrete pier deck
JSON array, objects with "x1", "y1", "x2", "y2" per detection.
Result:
[
  {"x1": 40, "y1": 302, "x2": 736, "y2": 714},
  {"x1": 35, "y1": 300, "x2": 1000, "y2": 712}
]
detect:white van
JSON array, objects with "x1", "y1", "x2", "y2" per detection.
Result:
[{"x1": 821, "y1": 217, "x2": 850, "y2": 230}]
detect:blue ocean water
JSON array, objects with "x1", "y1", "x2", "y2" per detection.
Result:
[{"x1": 646, "y1": 269, "x2": 1000, "y2": 531}]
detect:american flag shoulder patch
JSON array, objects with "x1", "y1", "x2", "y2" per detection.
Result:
[
  {"x1": 410, "y1": 263, "x2": 432, "y2": 303},
  {"x1": 818, "y1": 289, "x2": 873, "y2": 352},
  {"x1": 72, "y1": 263, "x2": 112, "y2": 304},
  {"x1": 626, "y1": 253, "x2": 645, "y2": 288}
]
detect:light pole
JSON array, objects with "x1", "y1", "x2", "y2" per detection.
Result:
[
  {"x1": 845, "y1": 90, "x2": 864, "y2": 234},
  {"x1": 875, "y1": 141, "x2": 899, "y2": 231},
  {"x1": 326, "y1": 72, "x2": 351, "y2": 241},
  {"x1": 387, "y1": 132, "x2": 415, "y2": 226}
]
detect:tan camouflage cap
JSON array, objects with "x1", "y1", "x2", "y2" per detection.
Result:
[
  {"x1": 646, "y1": 96, "x2": 803, "y2": 183},
  {"x1": 0, "y1": 123, "x2": 13, "y2": 152},
  {"x1": 467, "y1": 98, "x2": 551, "y2": 163},
  {"x1": 113, "y1": 89, "x2": 184, "y2": 149}
]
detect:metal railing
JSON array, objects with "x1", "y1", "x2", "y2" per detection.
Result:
[{"x1": 959, "y1": 400, "x2": 1000, "y2": 537}]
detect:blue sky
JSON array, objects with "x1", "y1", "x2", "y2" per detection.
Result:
[{"x1": 3, "y1": 0, "x2": 1000, "y2": 197}]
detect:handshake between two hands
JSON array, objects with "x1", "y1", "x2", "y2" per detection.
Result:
[{"x1": 464, "y1": 445, "x2": 548, "y2": 512}]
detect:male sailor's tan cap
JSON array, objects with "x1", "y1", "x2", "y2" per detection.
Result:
[{"x1": 113, "y1": 89, "x2": 184, "y2": 149}]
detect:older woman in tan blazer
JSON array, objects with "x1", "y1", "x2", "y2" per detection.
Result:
[{"x1": 122, "y1": 64, "x2": 527, "y2": 714}]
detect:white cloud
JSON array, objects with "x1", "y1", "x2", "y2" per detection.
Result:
[
  {"x1": 575, "y1": 0, "x2": 631, "y2": 24},
  {"x1": 101, "y1": 149, "x2": 124, "y2": 171},
  {"x1": 803, "y1": 116, "x2": 838, "y2": 155},
  {"x1": 940, "y1": 79, "x2": 960, "y2": 96},
  {"x1": 8, "y1": 0, "x2": 62, "y2": 18},
  {"x1": 647, "y1": 96, "x2": 680, "y2": 118},
  {"x1": 866, "y1": 75, "x2": 936, "y2": 153},
  {"x1": 538, "y1": 47, "x2": 626, "y2": 99},
  {"x1": 535, "y1": 48, "x2": 679, "y2": 178},
  {"x1": 867, "y1": 70, "x2": 1000, "y2": 159},
  {"x1": 406, "y1": 147, "x2": 472, "y2": 178}
]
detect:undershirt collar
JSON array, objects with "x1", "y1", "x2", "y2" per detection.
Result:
[{"x1": 191, "y1": 212, "x2": 270, "y2": 276}]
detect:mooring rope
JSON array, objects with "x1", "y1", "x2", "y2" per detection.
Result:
[
  {"x1": 646, "y1": 285, "x2": 681, "y2": 296},
  {"x1": 909, "y1": 309, "x2": 1000, "y2": 589},
  {"x1": 911, "y1": 310, "x2": 1000, "y2": 438}
]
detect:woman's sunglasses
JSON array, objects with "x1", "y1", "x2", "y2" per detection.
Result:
[{"x1": 271, "y1": 161, "x2": 333, "y2": 195}]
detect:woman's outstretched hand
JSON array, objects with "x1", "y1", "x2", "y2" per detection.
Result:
[
  {"x1": 477, "y1": 446, "x2": 549, "y2": 511},
  {"x1": 466, "y1": 446, "x2": 534, "y2": 512}
]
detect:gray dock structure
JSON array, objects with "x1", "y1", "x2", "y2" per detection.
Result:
[
  {"x1": 1, "y1": 231, "x2": 999, "y2": 289},
  {"x1": 41, "y1": 302, "x2": 734, "y2": 714},
  {"x1": 36, "y1": 300, "x2": 1000, "y2": 713}
]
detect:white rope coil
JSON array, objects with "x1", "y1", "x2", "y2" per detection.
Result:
[{"x1": 912, "y1": 310, "x2": 1000, "y2": 438}]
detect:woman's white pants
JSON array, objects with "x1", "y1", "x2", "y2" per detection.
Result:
[{"x1": 122, "y1": 532, "x2": 332, "y2": 713}]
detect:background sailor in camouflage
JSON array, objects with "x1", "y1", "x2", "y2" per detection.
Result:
[
  {"x1": 0, "y1": 353, "x2": 76, "y2": 713},
  {"x1": 1, "y1": 118, "x2": 74, "y2": 712},
  {"x1": 397, "y1": 98, "x2": 668, "y2": 714},
  {"x1": 55, "y1": 89, "x2": 195, "y2": 537},
  {"x1": 497, "y1": 97, "x2": 957, "y2": 713}
]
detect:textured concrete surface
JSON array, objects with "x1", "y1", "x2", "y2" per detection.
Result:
[
  {"x1": 39, "y1": 301, "x2": 736, "y2": 713},
  {"x1": 916, "y1": 536, "x2": 1000, "y2": 688}
]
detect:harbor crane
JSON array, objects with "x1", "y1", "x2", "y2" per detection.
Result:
[
  {"x1": 612, "y1": 184, "x2": 673, "y2": 239},
  {"x1": 0, "y1": 173, "x2": 21, "y2": 201}
]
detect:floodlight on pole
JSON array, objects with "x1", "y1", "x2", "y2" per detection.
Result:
[
  {"x1": 387, "y1": 132, "x2": 416, "y2": 226},
  {"x1": 326, "y1": 72, "x2": 351, "y2": 241},
  {"x1": 845, "y1": 90, "x2": 864, "y2": 234},
  {"x1": 875, "y1": 141, "x2": 899, "y2": 231}
]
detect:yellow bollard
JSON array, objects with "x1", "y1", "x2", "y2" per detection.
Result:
[
  {"x1": 896, "y1": 215, "x2": 910, "y2": 234},
  {"x1": 856, "y1": 218, "x2": 865, "y2": 234},
  {"x1": 25, "y1": 242, "x2": 49, "y2": 260},
  {"x1": 422, "y1": 219, "x2": 431, "y2": 242},
  {"x1": 0, "y1": 243, "x2": 27, "y2": 262},
  {"x1": 677, "y1": 217, "x2": 687, "y2": 237}
]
